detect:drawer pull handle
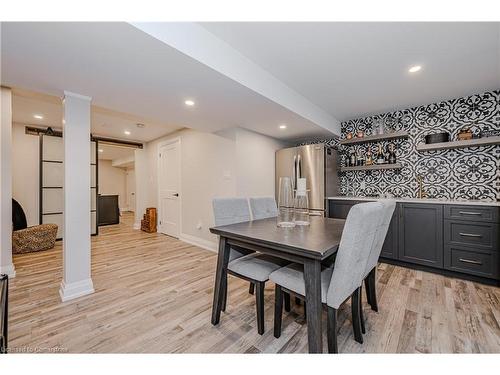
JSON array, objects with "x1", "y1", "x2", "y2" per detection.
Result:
[
  {"x1": 459, "y1": 232, "x2": 483, "y2": 238},
  {"x1": 458, "y1": 211, "x2": 482, "y2": 216},
  {"x1": 458, "y1": 258, "x2": 483, "y2": 265}
]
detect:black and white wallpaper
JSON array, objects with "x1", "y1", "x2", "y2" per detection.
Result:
[{"x1": 307, "y1": 90, "x2": 500, "y2": 201}]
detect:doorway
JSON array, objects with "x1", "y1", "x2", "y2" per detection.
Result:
[{"x1": 158, "y1": 138, "x2": 181, "y2": 238}]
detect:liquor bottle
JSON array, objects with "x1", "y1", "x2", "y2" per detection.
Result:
[
  {"x1": 376, "y1": 144, "x2": 385, "y2": 164},
  {"x1": 365, "y1": 148, "x2": 373, "y2": 166},
  {"x1": 387, "y1": 143, "x2": 397, "y2": 164},
  {"x1": 349, "y1": 150, "x2": 356, "y2": 167}
]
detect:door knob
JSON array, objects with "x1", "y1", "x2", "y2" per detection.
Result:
[{"x1": 173, "y1": 193, "x2": 179, "y2": 197}]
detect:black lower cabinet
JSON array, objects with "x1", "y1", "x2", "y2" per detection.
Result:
[
  {"x1": 328, "y1": 199, "x2": 499, "y2": 283},
  {"x1": 380, "y1": 210, "x2": 398, "y2": 260},
  {"x1": 398, "y1": 203, "x2": 443, "y2": 268}
]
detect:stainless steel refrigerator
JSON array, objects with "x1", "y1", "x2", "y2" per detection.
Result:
[{"x1": 275, "y1": 144, "x2": 339, "y2": 216}]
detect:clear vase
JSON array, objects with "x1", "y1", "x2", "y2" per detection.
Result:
[
  {"x1": 294, "y1": 190, "x2": 310, "y2": 226},
  {"x1": 277, "y1": 177, "x2": 296, "y2": 228}
]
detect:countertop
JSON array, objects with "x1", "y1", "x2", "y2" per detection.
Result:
[{"x1": 327, "y1": 196, "x2": 500, "y2": 207}]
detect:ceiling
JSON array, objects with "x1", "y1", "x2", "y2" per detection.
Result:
[
  {"x1": 201, "y1": 22, "x2": 500, "y2": 120},
  {"x1": 11, "y1": 89, "x2": 182, "y2": 142},
  {"x1": 98, "y1": 143, "x2": 135, "y2": 162},
  {"x1": 1, "y1": 22, "x2": 333, "y2": 141}
]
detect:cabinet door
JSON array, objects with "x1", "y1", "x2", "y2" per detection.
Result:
[
  {"x1": 380, "y1": 207, "x2": 399, "y2": 260},
  {"x1": 328, "y1": 200, "x2": 369, "y2": 219},
  {"x1": 398, "y1": 203, "x2": 443, "y2": 268}
]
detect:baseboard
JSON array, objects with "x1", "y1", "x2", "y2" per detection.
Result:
[
  {"x1": 179, "y1": 233, "x2": 217, "y2": 252},
  {"x1": 0, "y1": 263, "x2": 16, "y2": 278},
  {"x1": 59, "y1": 278, "x2": 95, "y2": 302}
]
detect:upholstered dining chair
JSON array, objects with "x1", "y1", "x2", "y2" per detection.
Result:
[
  {"x1": 270, "y1": 202, "x2": 384, "y2": 353},
  {"x1": 249, "y1": 197, "x2": 278, "y2": 220},
  {"x1": 361, "y1": 200, "x2": 396, "y2": 319},
  {"x1": 212, "y1": 198, "x2": 289, "y2": 334}
]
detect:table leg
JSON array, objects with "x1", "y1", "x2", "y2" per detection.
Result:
[
  {"x1": 304, "y1": 259, "x2": 323, "y2": 353},
  {"x1": 211, "y1": 236, "x2": 230, "y2": 325}
]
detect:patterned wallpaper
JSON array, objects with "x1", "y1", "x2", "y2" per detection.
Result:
[{"x1": 307, "y1": 90, "x2": 500, "y2": 201}]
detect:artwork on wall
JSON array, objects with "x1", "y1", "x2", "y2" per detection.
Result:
[{"x1": 303, "y1": 90, "x2": 500, "y2": 201}]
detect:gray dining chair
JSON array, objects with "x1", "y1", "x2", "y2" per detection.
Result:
[
  {"x1": 249, "y1": 197, "x2": 278, "y2": 220},
  {"x1": 362, "y1": 200, "x2": 396, "y2": 319},
  {"x1": 212, "y1": 198, "x2": 289, "y2": 334},
  {"x1": 270, "y1": 202, "x2": 384, "y2": 353}
]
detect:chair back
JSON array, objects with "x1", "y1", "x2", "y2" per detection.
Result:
[
  {"x1": 326, "y1": 202, "x2": 384, "y2": 309},
  {"x1": 212, "y1": 198, "x2": 251, "y2": 226},
  {"x1": 0, "y1": 274, "x2": 8, "y2": 354},
  {"x1": 363, "y1": 200, "x2": 396, "y2": 277},
  {"x1": 249, "y1": 197, "x2": 278, "y2": 220}
]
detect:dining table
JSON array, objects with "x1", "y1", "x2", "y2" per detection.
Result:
[{"x1": 209, "y1": 215, "x2": 345, "y2": 353}]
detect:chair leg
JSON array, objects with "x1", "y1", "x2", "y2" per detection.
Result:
[
  {"x1": 351, "y1": 287, "x2": 363, "y2": 344},
  {"x1": 327, "y1": 306, "x2": 338, "y2": 353},
  {"x1": 255, "y1": 281, "x2": 265, "y2": 335},
  {"x1": 359, "y1": 285, "x2": 366, "y2": 334},
  {"x1": 249, "y1": 282, "x2": 255, "y2": 295},
  {"x1": 221, "y1": 273, "x2": 228, "y2": 312},
  {"x1": 295, "y1": 297, "x2": 301, "y2": 306},
  {"x1": 364, "y1": 276, "x2": 372, "y2": 307},
  {"x1": 369, "y1": 268, "x2": 378, "y2": 312},
  {"x1": 274, "y1": 284, "x2": 283, "y2": 338},
  {"x1": 284, "y1": 292, "x2": 291, "y2": 312}
]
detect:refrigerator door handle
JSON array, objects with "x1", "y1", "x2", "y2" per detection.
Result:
[
  {"x1": 297, "y1": 154, "x2": 302, "y2": 178},
  {"x1": 293, "y1": 155, "x2": 297, "y2": 189}
]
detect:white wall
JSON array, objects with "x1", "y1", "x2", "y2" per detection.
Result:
[
  {"x1": 12, "y1": 123, "x2": 39, "y2": 226},
  {"x1": 139, "y1": 127, "x2": 287, "y2": 249},
  {"x1": 98, "y1": 159, "x2": 127, "y2": 210}
]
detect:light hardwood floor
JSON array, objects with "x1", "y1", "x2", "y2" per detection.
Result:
[{"x1": 8, "y1": 212, "x2": 500, "y2": 353}]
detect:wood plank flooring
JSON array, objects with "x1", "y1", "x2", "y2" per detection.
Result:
[{"x1": 7, "y1": 212, "x2": 500, "y2": 353}]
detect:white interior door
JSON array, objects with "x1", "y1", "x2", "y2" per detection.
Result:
[{"x1": 158, "y1": 140, "x2": 181, "y2": 238}]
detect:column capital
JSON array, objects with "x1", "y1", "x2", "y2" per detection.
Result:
[{"x1": 63, "y1": 91, "x2": 92, "y2": 102}]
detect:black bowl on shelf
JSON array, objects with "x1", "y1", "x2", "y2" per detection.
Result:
[{"x1": 424, "y1": 132, "x2": 449, "y2": 144}]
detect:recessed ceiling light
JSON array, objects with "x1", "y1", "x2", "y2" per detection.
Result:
[
  {"x1": 408, "y1": 65, "x2": 422, "y2": 73},
  {"x1": 136, "y1": 123, "x2": 145, "y2": 128},
  {"x1": 33, "y1": 114, "x2": 44, "y2": 119},
  {"x1": 98, "y1": 149, "x2": 104, "y2": 153},
  {"x1": 184, "y1": 100, "x2": 195, "y2": 106},
  {"x1": 124, "y1": 130, "x2": 131, "y2": 135},
  {"x1": 279, "y1": 124, "x2": 287, "y2": 129}
]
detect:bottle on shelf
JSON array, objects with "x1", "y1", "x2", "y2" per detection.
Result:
[
  {"x1": 387, "y1": 143, "x2": 397, "y2": 164},
  {"x1": 376, "y1": 144, "x2": 385, "y2": 164},
  {"x1": 349, "y1": 150, "x2": 356, "y2": 167},
  {"x1": 365, "y1": 147, "x2": 374, "y2": 166}
]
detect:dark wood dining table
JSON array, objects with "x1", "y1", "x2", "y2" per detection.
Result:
[{"x1": 209, "y1": 216, "x2": 345, "y2": 353}]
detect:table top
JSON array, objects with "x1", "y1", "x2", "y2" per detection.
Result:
[{"x1": 210, "y1": 216, "x2": 345, "y2": 260}]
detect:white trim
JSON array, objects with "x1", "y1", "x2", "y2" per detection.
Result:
[
  {"x1": 0, "y1": 264, "x2": 16, "y2": 278},
  {"x1": 62, "y1": 91, "x2": 92, "y2": 101},
  {"x1": 133, "y1": 221, "x2": 141, "y2": 230},
  {"x1": 179, "y1": 233, "x2": 217, "y2": 253},
  {"x1": 59, "y1": 278, "x2": 94, "y2": 302},
  {"x1": 157, "y1": 137, "x2": 182, "y2": 238}
]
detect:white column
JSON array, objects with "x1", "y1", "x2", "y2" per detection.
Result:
[
  {"x1": 0, "y1": 87, "x2": 16, "y2": 278},
  {"x1": 59, "y1": 91, "x2": 94, "y2": 302}
]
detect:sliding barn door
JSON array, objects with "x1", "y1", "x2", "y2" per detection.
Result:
[{"x1": 40, "y1": 134, "x2": 98, "y2": 239}]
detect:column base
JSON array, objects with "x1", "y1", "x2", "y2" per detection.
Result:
[
  {"x1": 133, "y1": 221, "x2": 141, "y2": 230},
  {"x1": 59, "y1": 278, "x2": 94, "y2": 302},
  {"x1": 0, "y1": 263, "x2": 16, "y2": 278}
]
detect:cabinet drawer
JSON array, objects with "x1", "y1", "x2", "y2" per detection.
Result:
[
  {"x1": 444, "y1": 246, "x2": 498, "y2": 279},
  {"x1": 328, "y1": 200, "x2": 370, "y2": 219},
  {"x1": 444, "y1": 220, "x2": 498, "y2": 251},
  {"x1": 445, "y1": 205, "x2": 499, "y2": 223}
]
